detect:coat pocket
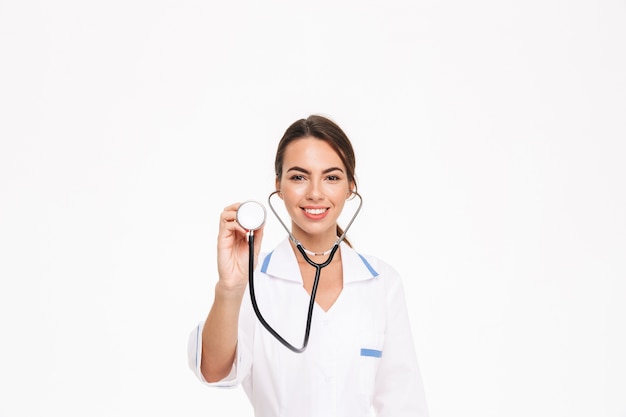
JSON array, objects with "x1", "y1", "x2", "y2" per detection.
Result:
[{"x1": 358, "y1": 332, "x2": 385, "y2": 397}]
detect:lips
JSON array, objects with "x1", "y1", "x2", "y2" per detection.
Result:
[
  {"x1": 304, "y1": 208, "x2": 327, "y2": 215},
  {"x1": 302, "y1": 207, "x2": 329, "y2": 219}
]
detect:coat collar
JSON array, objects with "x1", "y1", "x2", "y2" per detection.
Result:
[{"x1": 259, "y1": 237, "x2": 379, "y2": 284}]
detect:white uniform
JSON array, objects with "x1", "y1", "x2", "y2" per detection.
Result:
[{"x1": 188, "y1": 238, "x2": 429, "y2": 417}]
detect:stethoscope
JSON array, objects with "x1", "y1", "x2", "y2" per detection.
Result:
[{"x1": 235, "y1": 190, "x2": 363, "y2": 353}]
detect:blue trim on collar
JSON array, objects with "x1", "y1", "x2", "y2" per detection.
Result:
[
  {"x1": 358, "y1": 254, "x2": 379, "y2": 277},
  {"x1": 260, "y1": 251, "x2": 273, "y2": 273},
  {"x1": 260, "y1": 246, "x2": 378, "y2": 279}
]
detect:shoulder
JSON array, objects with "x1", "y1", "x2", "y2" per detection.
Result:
[
  {"x1": 346, "y1": 245, "x2": 403, "y2": 283},
  {"x1": 361, "y1": 253, "x2": 400, "y2": 276}
]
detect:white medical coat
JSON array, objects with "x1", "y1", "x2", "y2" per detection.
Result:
[{"x1": 188, "y1": 238, "x2": 429, "y2": 417}]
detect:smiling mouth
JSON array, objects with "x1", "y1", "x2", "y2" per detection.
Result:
[{"x1": 303, "y1": 208, "x2": 328, "y2": 215}]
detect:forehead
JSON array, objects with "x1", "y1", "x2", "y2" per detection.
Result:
[{"x1": 283, "y1": 137, "x2": 344, "y2": 168}]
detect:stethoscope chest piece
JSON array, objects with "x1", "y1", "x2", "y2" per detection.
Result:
[{"x1": 237, "y1": 200, "x2": 266, "y2": 231}]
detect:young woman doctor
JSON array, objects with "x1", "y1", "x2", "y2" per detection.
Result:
[{"x1": 188, "y1": 115, "x2": 429, "y2": 417}]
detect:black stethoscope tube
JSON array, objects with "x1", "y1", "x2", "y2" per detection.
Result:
[
  {"x1": 247, "y1": 231, "x2": 339, "y2": 353},
  {"x1": 243, "y1": 191, "x2": 361, "y2": 353}
]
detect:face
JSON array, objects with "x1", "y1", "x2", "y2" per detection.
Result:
[{"x1": 276, "y1": 137, "x2": 354, "y2": 244}]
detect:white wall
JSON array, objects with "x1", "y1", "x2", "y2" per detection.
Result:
[{"x1": 1, "y1": 1, "x2": 625, "y2": 416}]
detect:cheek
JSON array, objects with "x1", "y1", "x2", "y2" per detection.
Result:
[
  {"x1": 282, "y1": 183, "x2": 306, "y2": 197},
  {"x1": 333, "y1": 186, "x2": 351, "y2": 200},
  {"x1": 280, "y1": 187, "x2": 302, "y2": 207}
]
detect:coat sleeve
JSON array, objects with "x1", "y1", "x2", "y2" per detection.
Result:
[
  {"x1": 371, "y1": 264, "x2": 429, "y2": 417},
  {"x1": 187, "y1": 286, "x2": 256, "y2": 389},
  {"x1": 187, "y1": 320, "x2": 239, "y2": 387}
]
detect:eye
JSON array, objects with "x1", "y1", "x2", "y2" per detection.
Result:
[
  {"x1": 290, "y1": 174, "x2": 306, "y2": 182},
  {"x1": 326, "y1": 174, "x2": 341, "y2": 182}
]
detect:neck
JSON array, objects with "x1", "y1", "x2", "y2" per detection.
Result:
[
  {"x1": 300, "y1": 245, "x2": 335, "y2": 257},
  {"x1": 289, "y1": 235, "x2": 339, "y2": 257}
]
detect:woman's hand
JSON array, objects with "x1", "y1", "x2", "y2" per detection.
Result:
[{"x1": 216, "y1": 203, "x2": 264, "y2": 292}]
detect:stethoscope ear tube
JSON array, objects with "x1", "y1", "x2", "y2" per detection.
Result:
[{"x1": 267, "y1": 190, "x2": 363, "y2": 249}]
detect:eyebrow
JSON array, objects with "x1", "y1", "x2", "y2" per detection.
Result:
[{"x1": 286, "y1": 166, "x2": 345, "y2": 175}]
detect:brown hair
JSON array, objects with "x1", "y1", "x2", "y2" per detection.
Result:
[{"x1": 274, "y1": 115, "x2": 357, "y2": 246}]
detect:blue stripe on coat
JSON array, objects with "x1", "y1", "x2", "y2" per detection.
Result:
[{"x1": 360, "y1": 348, "x2": 382, "y2": 358}]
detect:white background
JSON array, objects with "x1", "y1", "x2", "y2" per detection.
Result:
[{"x1": 1, "y1": 1, "x2": 625, "y2": 416}]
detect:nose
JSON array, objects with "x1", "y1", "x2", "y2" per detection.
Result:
[{"x1": 306, "y1": 179, "x2": 323, "y2": 200}]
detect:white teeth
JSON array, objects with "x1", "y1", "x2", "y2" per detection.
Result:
[{"x1": 305, "y1": 208, "x2": 326, "y2": 215}]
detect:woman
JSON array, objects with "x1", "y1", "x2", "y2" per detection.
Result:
[{"x1": 188, "y1": 115, "x2": 429, "y2": 416}]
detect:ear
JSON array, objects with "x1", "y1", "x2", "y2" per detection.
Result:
[
  {"x1": 347, "y1": 182, "x2": 356, "y2": 198},
  {"x1": 275, "y1": 178, "x2": 283, "y2": 199}
]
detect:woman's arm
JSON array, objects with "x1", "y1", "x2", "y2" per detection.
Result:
[
  {"x1": 199, "y1": 203, "x2": 264, "y2": 382},
  {"x1": 373, "y1": 266, "x2": 429, "y2": 417}
]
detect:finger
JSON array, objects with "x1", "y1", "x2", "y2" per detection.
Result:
[
  {"x1": 218, "y1": 218, "x2": 248, "y2": 240},
  {"x1": 220, "y1": 204, "x2": 249, "y2": 237},
  {"x1": 220, "y1": 204, "x2": 239, "y2": 224}
]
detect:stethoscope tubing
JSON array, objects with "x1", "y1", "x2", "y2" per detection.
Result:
[
  {"x1": 246, "y1": 191, "x2": 362, "y2": 353},
  {"x1": 248, "y1": 232, "x2": 339, "y2": 353}
]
